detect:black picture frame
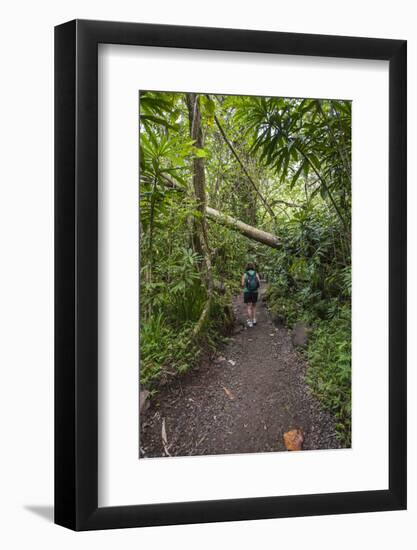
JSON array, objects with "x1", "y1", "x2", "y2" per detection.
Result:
[{"x1": 55, "y1": 19, "x2": 407, "y2": 531}]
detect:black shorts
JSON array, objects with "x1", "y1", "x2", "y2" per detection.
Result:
[{"x1": 244, "y1": 292, "x2": 258, "y2": 304}]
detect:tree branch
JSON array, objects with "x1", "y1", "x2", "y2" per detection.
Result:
[{"x1": 209, "y1": 100, "x2": 277, "y2": 221}]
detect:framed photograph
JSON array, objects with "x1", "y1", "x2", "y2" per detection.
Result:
[{"x1": 55, "y1": 20, "x2": 406, "y2": 530}]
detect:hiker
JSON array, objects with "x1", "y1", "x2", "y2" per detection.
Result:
[{"x1": 241, "y1": 262, "x2": 261, "y2": 327}]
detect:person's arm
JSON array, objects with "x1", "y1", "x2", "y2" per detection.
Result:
[
  {"x1": 256, "y1": 273, "x2": 261, "y2": 287},
  {"x1": 241, "y1": 273, "x2": 246, "y2": 288}
]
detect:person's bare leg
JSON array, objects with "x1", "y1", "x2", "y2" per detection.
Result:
[
  {"x1": 246, "y1": 303, "x2": 253, "y2": 325},
  {"x1": 252, "y1": 303, "x2": 257, "y2": 324}
]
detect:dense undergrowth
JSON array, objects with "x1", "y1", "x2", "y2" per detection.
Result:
[
  {"x1": 140, "y1": 245, "x2": 236, "y2": 387},
  {"x1": 267, "y1": 282, "x2": 351, "y2": 445},
  {"x1": 264, "y1": 209, "x2": 351, "y2": 445},
  {"x1": 140, "y1": 295, "x2": 233, "y2": 387},
  {"x1": 306, "y1": 311, "x2": 351, "y2": 445}
]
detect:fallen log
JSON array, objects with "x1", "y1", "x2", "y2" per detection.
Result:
[
  {"x1": 148, "y1": 176, "x2": 281, "y2": 249},
  {"x1": 206, "y1": 207, "x2": 280, "y2": 249}
]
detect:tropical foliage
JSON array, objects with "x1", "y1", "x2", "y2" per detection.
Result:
[{"x1": 139, "y1": 91, "x2": 351, "y2": 443}]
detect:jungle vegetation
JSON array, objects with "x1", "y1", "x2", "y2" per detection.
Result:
[{"x1": 139, "y1": 91, "x2": 352, "y2": 444}]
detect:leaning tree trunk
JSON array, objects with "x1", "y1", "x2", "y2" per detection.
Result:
[
  {"x1": 158, "y1": 174, "x2": 282, "y2": 250},
  {"x1": 185, "y1": 93, "x2": 214, "y2": 338},
  {"x1": 206, "y1": 207, "x2": 281, "y2": 249}
]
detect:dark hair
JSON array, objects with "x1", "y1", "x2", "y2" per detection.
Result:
[{"x1": 246, "y1": 262, "x2": 255, "y2": 271}]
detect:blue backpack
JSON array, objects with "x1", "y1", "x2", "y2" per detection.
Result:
[{"x1": 245, "y1": 270, "x2": 259, "y2": 292}]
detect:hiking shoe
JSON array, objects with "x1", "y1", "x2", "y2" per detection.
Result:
[
  {"x1": 253, "y1": 319, "x2": 257, "y2": 325},
  {"x1": 247, "y1": 320, "x2": 253, "y2": 328}
]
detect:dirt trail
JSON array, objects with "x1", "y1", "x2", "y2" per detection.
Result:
[{"x1": 140, "y1": 286, "x2": 340, "y2": 457}]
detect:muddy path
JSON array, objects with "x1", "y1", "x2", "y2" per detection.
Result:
[{"x1": 140, "y1": 286, "x2": 341, "y2": 457}]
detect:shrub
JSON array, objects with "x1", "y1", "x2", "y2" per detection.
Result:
[{"x1": 305, "y1": 307, "x2": 351, "y2": 446}]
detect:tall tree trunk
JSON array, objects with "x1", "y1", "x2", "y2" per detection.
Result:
[{"x1": 185, "y1": 93, "x2": 214, "y2": 337}]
